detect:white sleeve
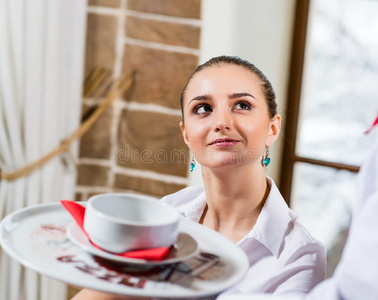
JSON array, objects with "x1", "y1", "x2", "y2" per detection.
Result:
[
  {"x1": 217, "y1": 241, "x2": 326, "y2": 300},
  {"x1": 266, "y1": 241, "x2": 326, "y2": 294},
  {"x1": 326, "y1": 138, "x2": 378, "y2": 299}
]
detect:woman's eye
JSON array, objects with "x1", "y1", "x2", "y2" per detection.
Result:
[
  {"x1": 234, "y1": 101, "x2": 252, "y2": 110},
  {"x1": 194, "y1": 104, "x2": 212, "y2": 114}
]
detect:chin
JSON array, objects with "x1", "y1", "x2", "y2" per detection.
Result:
[
  {"x1": 208, "y1": 151, "x2": 244, "y2": 165},
  {"x1": 203, "y1": 158, "x2": 244, "y2": 169}
]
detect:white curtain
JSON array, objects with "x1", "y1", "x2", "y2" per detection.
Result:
[{"x1": 0, "y1": 1, "x2": 87, "y2": 299}]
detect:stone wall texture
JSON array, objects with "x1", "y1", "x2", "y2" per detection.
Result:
[
  {"x1": 77, "y1": 0, "x2": 201, "y2": 199},
  {"x1": 70, "y1": 1, "x2": 201, "y2": 297}
]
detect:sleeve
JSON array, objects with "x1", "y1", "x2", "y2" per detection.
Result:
[
  {"x1": 266, "y1": 241, "x2": 326, "y2": 294},
  {"x1": 216, "y1": 241, "x2": 326, "y2": 300}
]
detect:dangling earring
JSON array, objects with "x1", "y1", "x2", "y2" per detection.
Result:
[
  {"x1": 190, "y1": 155, "x2": 196, "y2": 172},
  {"x1": 262, "y1": 147, "x2": 271, "y2": 167}
]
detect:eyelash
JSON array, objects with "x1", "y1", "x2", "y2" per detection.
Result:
[
  {"x1": 192, "y1": 100, "x2": 252, "y2": 115},
  {"x1": 234, "y1": 100, "x2": 252, "y2": 110},
  {"x1": 193, "y1": 103, "x2": 212, "y2": 115}
]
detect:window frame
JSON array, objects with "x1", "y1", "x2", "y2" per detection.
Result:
[{"x1": 279, "y1": 0, "x2": 360, "y2": 205}]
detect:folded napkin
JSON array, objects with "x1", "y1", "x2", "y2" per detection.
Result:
[
  {"x1": 365, "y1": 114, "x2": 378, "y2": 134},
  {"x1": 61, "y1": 200, "x2": 171, "y2": 260}
]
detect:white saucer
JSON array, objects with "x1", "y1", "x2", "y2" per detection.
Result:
[{"x1": 66, "y1": 222, "x2": 199, "y2": 265}]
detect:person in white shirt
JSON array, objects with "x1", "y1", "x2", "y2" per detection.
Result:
[
  {"x1": 306, "y1": 131, "x2": 378, "y2": 300},
  {"x1": 161, "y1": 177, "x2": 325, "y2": 296},
  {"x1": 72, "y1": 56, "x2": 326, "y2": 300}
]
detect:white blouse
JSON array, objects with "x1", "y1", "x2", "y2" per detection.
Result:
[{"x1": 161, "y1": 178, "x2": 326, "y2": 298}]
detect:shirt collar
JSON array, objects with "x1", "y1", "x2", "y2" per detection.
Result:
[
  {"x1": 246, "y1": 177, "x2": 297, "y2": 258},
  {"x1": 174, "y1": 178, "x2": 297, "y2": 258},
  {"x1": 174, "y1": 189, "x2": 207, "y2": 222}
]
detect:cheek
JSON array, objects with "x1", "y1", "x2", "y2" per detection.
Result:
[
  {"x1": 184, "y1": 121, "x2": 208, "y2": 146},
  {"x1": 241, "y1": 118, "x2": 270, "y2": 142}
]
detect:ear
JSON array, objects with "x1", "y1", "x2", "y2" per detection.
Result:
[
  {"x1": 266, "y1": 114, "x2": 281, "y2": 146},
  {"x1": 180, "y1": 121, "x2": 190, "y2": 146}
]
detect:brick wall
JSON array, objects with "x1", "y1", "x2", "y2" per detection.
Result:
[
  {"x1": 69, "y1": 1, "x2": 201, "y2": 297},
  {"x1": 76, "y1": 0, "x2": 201, "y2": 202}
]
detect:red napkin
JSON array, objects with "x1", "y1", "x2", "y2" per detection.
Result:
[
  {"x1": 365, "y1": 114, "x2": 378, "y2": 134},
  {"x1": 61, "y1": 200, "x2": 171, "y2": 260}
]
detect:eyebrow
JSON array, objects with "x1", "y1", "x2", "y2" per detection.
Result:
[
  {"x1": 230, "y1": 92, "x2": 255, "y2": 99},
  {"x1": 189, "y1": 94, "x2": 212, "y2": 104},
  {"x1": 188, "y1": 92, "x2": 255, "y2": 105}
]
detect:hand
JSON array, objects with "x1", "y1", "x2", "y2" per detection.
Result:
[{"x1": 71, "y1": 288, "x2": 151, "y2": 300}]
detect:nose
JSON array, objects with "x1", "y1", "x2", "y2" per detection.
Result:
[{"x1": 214, "y1": 109, "x2": 232, "y2": 132}]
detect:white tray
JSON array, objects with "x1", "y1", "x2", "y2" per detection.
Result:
[{"x1": 0, "y1": 202, "x2": 249, "y2": 299}]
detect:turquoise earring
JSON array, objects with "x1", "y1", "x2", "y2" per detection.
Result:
[
  {"x1": 190, "y1": 155, "x2": 196, "y2": 172},
  {"x1": 263, "y1": 147, "x2": 271, "y2": 167}
]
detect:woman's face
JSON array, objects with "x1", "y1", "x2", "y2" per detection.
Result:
[{"x1": 181, "y1": 64, "x2": 280, "y2": 170}]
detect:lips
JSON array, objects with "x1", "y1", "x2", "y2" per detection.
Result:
[{"x1": 209, "y1": 138, "x2": 239, "y2": 148}]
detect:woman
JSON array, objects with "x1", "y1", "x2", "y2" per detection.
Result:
[{"x1": 73, "y1": 56, "x2": 326, "y2": 299}]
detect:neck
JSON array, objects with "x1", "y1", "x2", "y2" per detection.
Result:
[{"x1": 201, "y1": 163, "x2": 269, "y2": 243}]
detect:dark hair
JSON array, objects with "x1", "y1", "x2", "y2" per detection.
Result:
[{"x1": 180, "y1": 55, "x2": 277, "y2": 121}]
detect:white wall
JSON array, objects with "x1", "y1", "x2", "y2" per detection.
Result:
[{"x1": 189, "y1": 0, "x2": 296, "y2": 186}]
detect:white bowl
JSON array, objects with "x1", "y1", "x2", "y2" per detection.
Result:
[{"x1": 83, "y1": 193, "x2": 180, "y2": 253}]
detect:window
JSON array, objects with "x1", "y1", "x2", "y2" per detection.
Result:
[{"x1": 281, "y1": 0, "x2": 378, "y2": 276}]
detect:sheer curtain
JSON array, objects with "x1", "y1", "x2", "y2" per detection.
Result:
[{"x1": 0, "y1": 1, "x2": 87, "y2": 299}]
